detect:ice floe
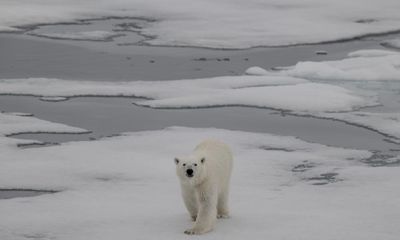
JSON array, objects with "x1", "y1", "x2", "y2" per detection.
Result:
[
  {"x1": 3, "y1": 126, "x2": 399, "y2": 240},
  {"x1": 0, "y1": 76, "x2": 374, "y2": 112},
  {"x1": 274, "y1": 49, "x2": 400, "y2": 81},
  {"x1": 0, "y1": 112, "x2": 88, "y2": 149},
  {"x1": 136, "y1": 83, "x2": 372, "y2": 112},
  {"x1": 29, "y1": 30, "x2": 122, "y2": 41},
  {"x1": 1, "y1": 1, "x2": 400, "y2": 48}
]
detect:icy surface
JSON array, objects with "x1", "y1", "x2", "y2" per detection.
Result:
[
  {"x1": 2, "y1": 125, "x2": 400, "y2": 240},
  {"x1": 0, "y1": 76, "x2": 373, "y2": 112},
  {"x1": 1, "y1": 0, "x2": 400, "y2": 48},
  {"x1": 30, "y1": 30, "x2": 121, "y2": 41}
]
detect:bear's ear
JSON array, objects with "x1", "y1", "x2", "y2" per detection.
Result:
[
  {"x1": 174, "y1": 158, "x2": 180, "y2": 165},
  {"x1": 200, "y1": 157, "x2": 205, "y2": 164}
]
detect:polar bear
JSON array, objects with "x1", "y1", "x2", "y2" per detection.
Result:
[{"x1": 175, "y1": 139, "x2": 233, "y2": 235}]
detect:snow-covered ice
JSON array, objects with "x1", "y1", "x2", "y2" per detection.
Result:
[
  {"x1": 29, "y1": 30, "x2": 122, "y2": 41},
  {"x1": 0, "y1": 76, "x2": 374, "y2": 112},
  {"x1": 2, "y1": 124, "x2": 399, "y2": 240},
  {"x1": 1, "y1": 0, "x2": 400, "y2": 48}
]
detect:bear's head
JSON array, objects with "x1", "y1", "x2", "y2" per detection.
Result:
[{"x1": 174, "y1": 156, "x2": 206, "y2": 185}]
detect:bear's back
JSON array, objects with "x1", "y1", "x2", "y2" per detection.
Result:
[{"x1": 194, "y1": 139, "x2": 233, "y2": 184}]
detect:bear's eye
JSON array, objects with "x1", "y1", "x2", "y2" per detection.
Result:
[
  {"x1": 183, "y1": 163, "x2": 186, "y2": 166},
  {"x1": 194, "y1": 163, "x2": 198, "y2": 166}
]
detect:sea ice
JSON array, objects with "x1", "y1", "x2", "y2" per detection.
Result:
[
  {"x1": 0, "y1": 125, "x2": 398, "y2": 240},
  {"x1": 1, "y1": 0, "x2": 400, "y2": 48},
  {"x1": 0, "y1": 76, "x2": 374, "y2": 112}
]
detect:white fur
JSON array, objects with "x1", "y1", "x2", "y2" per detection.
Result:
[{"x1": 175, "y1": 140, "x2": 233, "y2": 235}]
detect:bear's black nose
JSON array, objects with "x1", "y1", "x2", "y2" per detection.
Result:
[{"x1": 186, "y1": 169, "x2": 194, "y2": 177}]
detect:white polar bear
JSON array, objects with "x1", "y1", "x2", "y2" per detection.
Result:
[{"x1": 175, "y1": 139, "x2": 233, "y2": 235}]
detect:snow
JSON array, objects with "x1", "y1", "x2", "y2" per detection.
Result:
[
  {"x1": 1, "y1": 0, "x2": 400, "y2": 48},
  {"x1": 29, "y1": 30, "x2": 122, "y2": 41},
  {"x1": 381, "y1": 38, "x2": 400, "y2": 49},
  {"x1": 2, "y1": 125, "x2": 400, "y2": 240}
]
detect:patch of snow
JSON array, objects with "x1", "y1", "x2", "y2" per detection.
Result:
[
  {"x1": 245, "y1": 66, "x2": 269, "y2": 76},
  {"x1": 0, "y1": 77, "x2": 374, "y2": 112},
  {"x1": 1, "y1": 1, "x2": 400, "y2": 48},
  {"x1": 39, "y1": 96, "x2": 69, "y2": 102},
  {"x1": 29, "y1": 30, "x2": 122, "y2": 41}
]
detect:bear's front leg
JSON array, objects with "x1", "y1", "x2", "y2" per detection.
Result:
[
  {"x1": 181, "y1": 184, "x2": 198, "y2": 221},
  {"x1": 185, "y1": 186, "x2": 217, "y2": 235}
]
